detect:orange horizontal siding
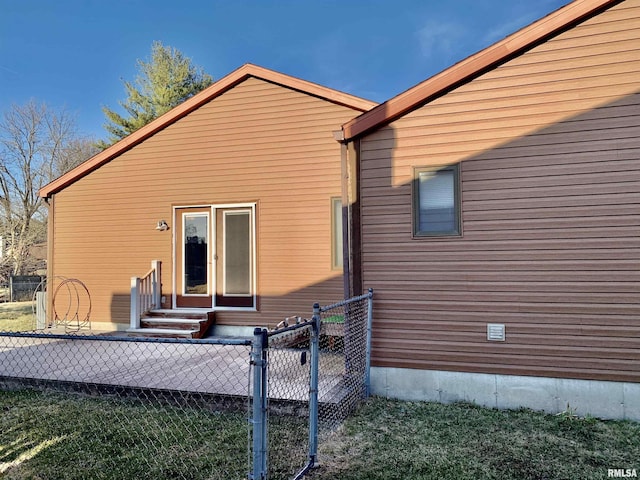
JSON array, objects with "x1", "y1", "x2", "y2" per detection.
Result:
[
  {"x1": 342, "y1": 0, "x2": 624, "y2": 140},
  {"x1": 359, "y1": 0, "x2": 640, "y2": 382},
  {"x1": 50, "y1": 76, "x2": 360, "y2": 327}
]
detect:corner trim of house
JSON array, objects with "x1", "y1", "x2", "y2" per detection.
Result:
[{"x1": 370, "y1": 366, "x2": 640, "y2": 421}]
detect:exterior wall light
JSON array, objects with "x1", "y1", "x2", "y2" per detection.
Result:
[{"x1": 155, "y1": 220, "x2": 169, "y2": 231}]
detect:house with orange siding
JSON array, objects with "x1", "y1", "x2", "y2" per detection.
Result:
[
  {"x1": 40, "y1": 0, "x2": 639, "y2": 418},
  {"x1": 338, "y1": 0, "x2": 640, "y2": 419},
  {"x1": 39, "y1": 64, "x2": 375, "y2": 336}
]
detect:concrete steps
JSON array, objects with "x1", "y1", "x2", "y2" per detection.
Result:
[{"x1": 126, "y1": 309, "x2": 215, "y2": 338}]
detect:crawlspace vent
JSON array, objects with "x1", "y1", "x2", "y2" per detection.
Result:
[{"x1": 487, "y1": 323, "x2": 506, "y2": 341}]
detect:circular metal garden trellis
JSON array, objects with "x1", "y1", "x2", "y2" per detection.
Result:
[{"x1": 31, "y1": 276, "x2": 91, "y2": 332}]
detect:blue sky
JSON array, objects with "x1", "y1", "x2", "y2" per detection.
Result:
[{"x1": 0, "y1": 0, "x2": 570, "y2": 140}]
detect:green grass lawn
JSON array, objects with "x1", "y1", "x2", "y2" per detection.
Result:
[
  {"x1": 0, "y1": 389, "x2": 306, "y2": 480},
  {"x1": 1, "y1": 391, "x2": 638, "y2": 480},
  {"x1": 311, "y1": 398, "x2": 640, "y2": 480},
  {"x1": 322, "y1": 314, "x2": 344, "y2": 324},
  {"x1": 0, "y1": 301, "x2": 35, "y2": 332}
]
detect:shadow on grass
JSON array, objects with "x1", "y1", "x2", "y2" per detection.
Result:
[
  {"x1": 1, "y1": 388, "x2": 312, "y2": 480},
  {"x1": 1, "y1": 389, "x2": 249, "y2": 480}
]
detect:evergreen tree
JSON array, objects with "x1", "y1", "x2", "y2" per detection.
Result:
[{"x1": 100, "y1": 41, "x2": 213, "y2": 147}]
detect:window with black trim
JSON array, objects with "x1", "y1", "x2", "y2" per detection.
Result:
[{"x1": 413, "y1": 165, "x2": 460, "y2": 236}]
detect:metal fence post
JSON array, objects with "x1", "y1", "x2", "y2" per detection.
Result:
[
  {"x1": 130, "y1": 276, "x2": 141, "y2": 329},
  {"x1": 309, "y1": 303, "x2": 321, "y2": 467},
  {"x1": 151, "y1": 260, "x2": 161, "y2": 309},
  {"x1": 365, "y1": 288, "x2": 374, "y2": 397},
  {"x1": 250, "y1": 328, "x2": 268, "y2": 480}
]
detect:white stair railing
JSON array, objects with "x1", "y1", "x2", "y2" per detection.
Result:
[{"x1": 130, "y1": 260, "x2": 161, "y2": 329}]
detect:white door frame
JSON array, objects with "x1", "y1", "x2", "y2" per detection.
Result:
[{"x1": 172, "y1": 203, "x2": 257, "y2": 310}]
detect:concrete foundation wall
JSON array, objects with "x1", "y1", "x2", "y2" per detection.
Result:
[
  {"x1": 213, "y1": 325, "x2": 256, "y2": 338},
  {"x1": 371, "y1": 366, "x2": 640, "y2": 421}
]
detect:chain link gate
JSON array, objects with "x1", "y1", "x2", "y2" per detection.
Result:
[{"x1": 250, "y1": 289, "x2": 374, "y2": 480}]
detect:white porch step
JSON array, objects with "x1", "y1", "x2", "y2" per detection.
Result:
[
  {"x1": 141, "y1": 318, "x2": 202, "y2": 327},
  {"x1": 129, "y1": 309, "x2": 215, "y2": 338},
  {"x1": 128, "y1": 310, "x2": 215, "y2": 339},
  {"x1": 149, "y1": 308, "x2": 210, "y2": 315},
  {"x1": 125, "y1": 327, "x2": 199, "y2": 338}
]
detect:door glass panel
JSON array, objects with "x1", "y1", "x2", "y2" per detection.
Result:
[
  {"x1": 224, "y1": 211, "x2": 251, "y2": 295},
  {"x1": 184, "y1": 214, "x2": 208, "y2": 295}
]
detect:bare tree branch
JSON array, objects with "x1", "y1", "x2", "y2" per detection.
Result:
[{"x1": 0, "y1": 100, "x2": 95, "y2": 278}]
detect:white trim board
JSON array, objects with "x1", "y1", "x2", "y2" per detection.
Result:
[{"x1": 171, "y1": 203, "x2": 257, "y2": 310}]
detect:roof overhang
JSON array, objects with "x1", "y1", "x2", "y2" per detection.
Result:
[
  {"x1": 342, "y1": 0, "x2": 623, "y2": 141},
  {"x1": 39, "y1": 63, "x2": 377, "y2": 199}
]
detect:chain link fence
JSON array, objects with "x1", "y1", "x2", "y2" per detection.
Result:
[
  {"x1": 266, "y1": 321, "x2": 314, "y2": 478},
  {"x1": 256, "y1": 289, "x2": 374, "y2": 480},
  {"x1": 0, "y1": 289, "x2": 373, "y2": 479},
  {"x1": 318, "y1": 291, "x2": 372, "y2": 434},
  {"x1": 0, "y1": 333, "x2": 253, "y2": 480}
]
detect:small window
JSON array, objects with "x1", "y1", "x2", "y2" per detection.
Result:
[
  {"x1": 331, "y1": 197, "x2": 343, "y2": 269},
  {"x1": 413, "y1": 165, "x2": 460, "y2": 236}
]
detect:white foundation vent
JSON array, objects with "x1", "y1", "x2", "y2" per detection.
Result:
[{"x1": 487, "y1": 323, "x2": 506, "y2": 341}]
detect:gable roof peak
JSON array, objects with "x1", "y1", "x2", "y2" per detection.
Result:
[
  {"x1": 40, "y1": 64, "x2": 376, "y2": 199},
  {"x1": 342, "y1": 0, "x2": 623, "y2": 140}
]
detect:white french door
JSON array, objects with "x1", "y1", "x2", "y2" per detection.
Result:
[{"x1": 174, "y1": 204, "x2": 255, "y2": 309}]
